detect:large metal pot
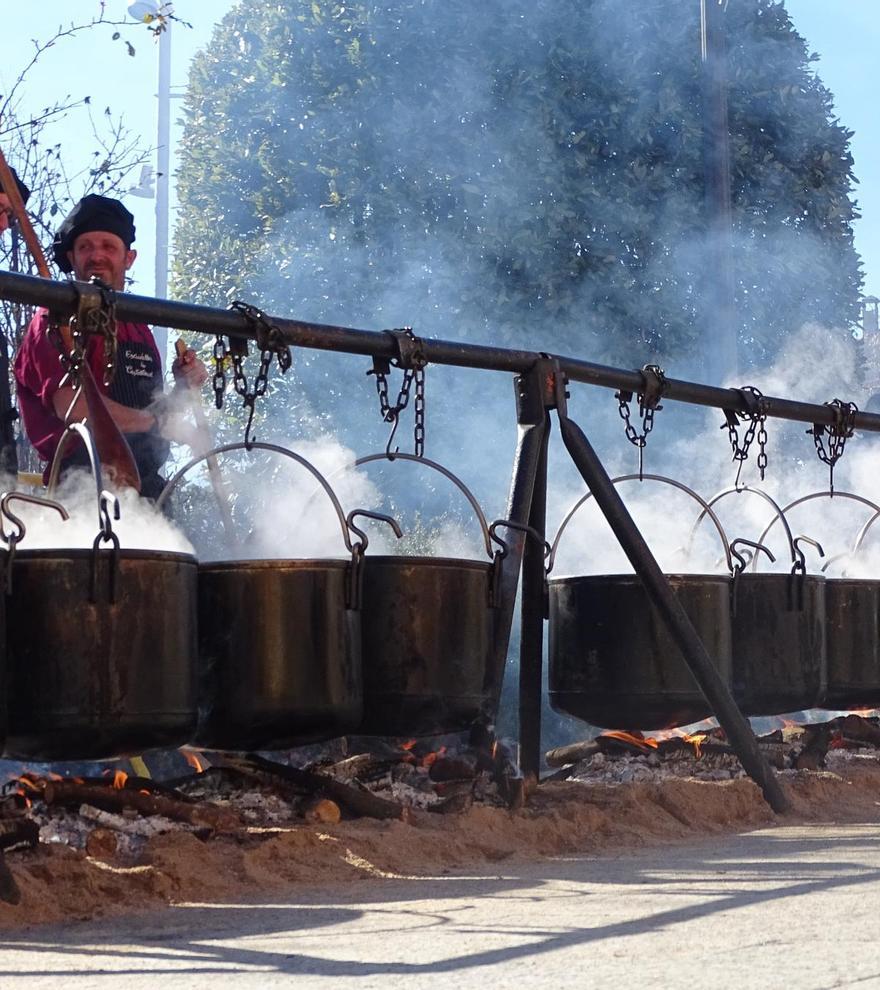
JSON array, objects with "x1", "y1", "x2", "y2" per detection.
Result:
[
  {"x1": 547, "y1": 475, "x2": 734, "y2": 729},
  {"x1": 159, "y1": 441, "x2": 371, "y2": 750},
  {"x1": 697, "y1": 486, "x2": 827, "y2": 715},
  {"x1": 351, "y1": 453, "x2": 503, "y2": 736},
  {"x1": 3, "y1": 434, "x2": 198, "y2": 760},
  {"x1": 767, "y1": 492, "x2": 880, "y2": 710}
]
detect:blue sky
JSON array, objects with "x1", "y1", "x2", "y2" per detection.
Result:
[{"x1": 3, "y1": 1, "x2": 877, "y2": 300}]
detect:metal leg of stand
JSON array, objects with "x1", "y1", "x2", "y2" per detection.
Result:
[
  {"x1": 556, "y1": 401, "x2": 789, "y2": 814},
  {"x1": 488, "y1": 369, "x2": 548, "y2": 731},
  {"x1": 518, "y1": 426, "x2": 548, "y2": 781}
]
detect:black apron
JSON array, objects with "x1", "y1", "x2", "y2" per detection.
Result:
[{"x1": 64, "y1": 339, "x2": 170, "y2": 501}]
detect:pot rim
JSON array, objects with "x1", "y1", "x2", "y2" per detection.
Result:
[{"x1": 12, "y1": 548, "x2": 197, "y2": 564}]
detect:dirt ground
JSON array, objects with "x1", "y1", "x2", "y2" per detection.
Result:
[{"x1": 1, "y1": 760, "x2": 878, "y2": 932}]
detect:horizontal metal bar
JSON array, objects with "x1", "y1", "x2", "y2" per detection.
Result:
[{"x1": 3, "y1": 268, "x2": 878, "y2": 432}]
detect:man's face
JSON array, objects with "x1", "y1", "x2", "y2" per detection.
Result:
[
  {"x1": 67, "y1": 231, "x2": 136, "y2": 290},
  {"x1": 0, "y1": 192, "x2": 12, "y2": 235}
]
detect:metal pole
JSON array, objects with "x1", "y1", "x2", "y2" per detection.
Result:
[
  {"x1": 152, "y1": 20, "x2": 171, "y2": 362},
  {"x1": 1, "y1": 270, "x2": 879, "y2": 433},
  {"x1": 489, "y1": 368, "x2": 549, "y2": 726},
  {"x1": 555, "y1": 386, "x2": 789, "y2": 813},
  {"x1": 700, "y1": 0, "x2": 737, "y2": 384},
  {"x1": 518, "y1": 416, "x2": 548, "y2": 780}
]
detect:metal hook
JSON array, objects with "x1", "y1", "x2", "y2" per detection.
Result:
[
  {"x1": 99, "y1": 490, "x2": 121, "y2": 542},
  {"x1": 384, "y1": 411, "x2": 401, "y2": 459},
  {"x1": 792, "y1": 534, "x2": 825, "y2": 574},
  {"x1": 0, "y1": 491, "x2": 70, "y2": 546},
  {"x1": 729, "y1": 537, "x2": 776, "y2": 574},
  {"x1": 346, "y1": 509, "x2": 404, "y2": 554}
]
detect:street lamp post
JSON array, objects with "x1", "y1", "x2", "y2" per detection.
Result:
[
  {"x1": 128, "y1": 0, "x2": 171, "y2": 360},
  {"x1": 700, "y1": 0, "x2": 738, "y2": 385}
]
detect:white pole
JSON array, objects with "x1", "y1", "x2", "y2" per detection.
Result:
[{"x1": 153, "y1": 20, "x2": 171, "y2": 362}]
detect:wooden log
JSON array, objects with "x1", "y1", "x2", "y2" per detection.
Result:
[
  {"x1": 43, "y1": 782, "x2": 238, "y2": 831},
  {"x1": 545, "y1": 739, "x2": 601, "y2": 768},
  {"x1": 303, "y1": 798, "x2": 342, "y2": 824},
  {"x1": 239, "y1": 754, "x2": 407, "y2": 822}
]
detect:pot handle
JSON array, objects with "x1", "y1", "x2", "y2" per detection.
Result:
[
  {"x1": 690, "y1": 485, "x2": 797, "y2": 572},
  {"x1": 346, "y1": 509, "x2": 404, "y2": 552},
  {"x1": 354, "y1": 452, "x2": 495, "y2": 559},
  {"x1": 548, "y1": 473, "x2": 733, "y2": 574},
  {"x1": 0, "y1": 492, "x2": 70, "y2": 595},
  {"x1": 157, "y1": 440, "x2": 355, "y2": 553},
  {"x1": 756, "y1": 490, "x2": 880, "y2": 567},
  {"x1": 729, "y1": 538, "x2": 775, "y2": 573},
  {"x1": 852, "y1": 509, "x2": 880, "y2": 558}
]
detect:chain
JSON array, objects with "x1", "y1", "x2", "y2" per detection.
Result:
[
  {"x1": 722, "y1": 385, "x2": 769, "y2": 485},
  {"x1": 809, "y1": 399, "x2": 858, "y2": 495},
  {"x1": 414, "y1": 365, "x2": 426, "y2": 458},
  {"x1": 367, "y1": 328, "x2": 427, "y2": 457},
  {"x1": 211, "y1": 336, "x2": 230, "y2": 410},
  {"x1": 615, "y1": 364, "x2": 666, "y2": 480},
  {"x1": 228, "y1": 301, "x2": 293, "y2": 446}
]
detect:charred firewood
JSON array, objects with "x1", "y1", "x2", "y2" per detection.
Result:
[
  {"x1": 42, "y1": 782, "x2": 238, "y2": 831},
  {"x1": 837, "y1": 715, "x2": 880, "y2": 747},
  {"x1": 428, "y1": 755, "x2": 478, "y2": 783},
  {"x1": 791, "y1": 724, "x2": 831, "y2": 770},
  {"x1": 545, "y1": 740, "x2": 602, "y2": 767},
  {"x1": 234, "y1": 754, "x2": 407, "y2": 821}
]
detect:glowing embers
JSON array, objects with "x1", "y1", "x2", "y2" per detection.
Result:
[{"x1": 546, "y1": 713, "x2": 880, "y2": 783}]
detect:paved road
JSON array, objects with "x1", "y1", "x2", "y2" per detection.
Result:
[{"x1": 1, "y1": 824, "x2": 879, "y2": 989}]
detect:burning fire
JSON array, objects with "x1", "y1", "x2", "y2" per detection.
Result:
[
  {"x1": 601, "y1": 728, "x2": 709, "y2": 758},
  {"x1": 181, "y1": 749, "x2": 206, "y2": 773}
]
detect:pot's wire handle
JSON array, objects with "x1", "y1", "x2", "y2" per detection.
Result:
[
  {"x1": 355, "y1": 452, "x2": 494, "y2": 559},
  {"x1": 157, "y1": 440, "x2": 354, "y2": 553},
  {"x1": 550, "y1": 473, "x2": 733, "y2": 575},
  {"x1": 792, "y1": 535, "x2": 825, "y2": 575}
]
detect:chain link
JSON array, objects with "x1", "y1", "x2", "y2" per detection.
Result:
[
  {"x1": 211, "y1": 336, "x2": 229, "y2": 410},
  {"x1": 615, "y1": 364, "x2": 666, "y2": 480},
  {"x1": 722, "y1": 385, "x2": 769, "y2": 485},
  {"x1": 228, "y1": 301, "x2": 293, "y2": 446},
  {"x1": 809, "y1": 398, "x2": 858, "y2": 494},
  {"x1": 367, "y1": 328, "x2": 427, "y2": 457}
]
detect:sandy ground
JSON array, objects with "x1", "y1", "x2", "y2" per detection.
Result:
[
  {"x1": 2, "y1": 822, "x2": 880, "y2": 989},
  {"x1": 1, "y1": 760, "x2": 878, "y2": 933}
]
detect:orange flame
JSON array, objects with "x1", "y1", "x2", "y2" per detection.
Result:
[
  {"x1": 400, "y1": 740, "x2": 418, "y2": 751},
  {"x1": 182, "y1": 750, "x2": 205, "y2": 773},
  {"x1": 111, "y1": 770, "x2": 128, "y2": 790},
  {"x1": 599, "y1": 730, "x2": 659, "y2": 753},
  {"x1": 421, "y1": 746, "x2": 448, "y2": 768}
]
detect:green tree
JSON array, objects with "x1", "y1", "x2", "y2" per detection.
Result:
[{"x1": 173, "y1": 0, "x2": 862, "y2": 373}]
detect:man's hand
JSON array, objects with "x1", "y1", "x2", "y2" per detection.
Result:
[{"x1": 171, "y1": 346, "x2": 208, "y2": 390}]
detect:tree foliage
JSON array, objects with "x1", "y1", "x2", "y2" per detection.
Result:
[{"x1": 173, "y1": 0, "x2": 862, "y2": 370}]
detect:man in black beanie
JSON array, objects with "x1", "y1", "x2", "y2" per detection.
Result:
[
  {"x1": 14, "y1": 193, "x2": 207, "y2": 497},
  {"x1": 0, "y1": 165, "x2": 30, "y2": 235}
]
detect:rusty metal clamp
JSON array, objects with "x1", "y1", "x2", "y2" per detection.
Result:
[{"x1": 71, "y1": 277, "x2": 119, "y2": 388}]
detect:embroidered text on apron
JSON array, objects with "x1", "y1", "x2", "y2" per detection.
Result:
[{"x1": 107, "y1": 339, "x2": 170, "y2": 499}]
